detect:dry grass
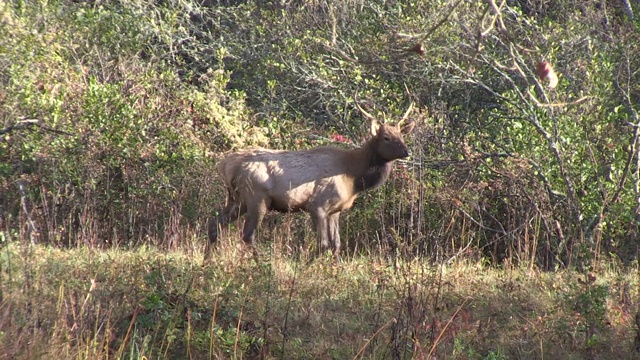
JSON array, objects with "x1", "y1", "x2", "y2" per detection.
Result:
[{"x1": 0, "y1": 240, "x2": 639, "y2": 359}]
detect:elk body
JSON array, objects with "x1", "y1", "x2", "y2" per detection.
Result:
[{"x1": 205, "y1": 104, "x2": 415, "y2": 261}]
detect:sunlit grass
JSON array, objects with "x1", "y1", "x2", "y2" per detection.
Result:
[{"x1": 0, "y1": 242, "x2": 638, "y2": 359}]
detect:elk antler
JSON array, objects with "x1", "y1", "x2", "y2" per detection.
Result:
[
  {"x1": 354, "y1": 91, "x2": 378, "y2": 122},
  {"x1": 398, "y1": 101, "x2": 414, "y2": 126},
  {"x1": 397, "y1": 82, "x2": 415, "y2": 126}
]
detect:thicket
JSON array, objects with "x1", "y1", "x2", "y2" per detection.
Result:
[{"x1": 1, "y1": 0, "x2": 639, "y2": 268}]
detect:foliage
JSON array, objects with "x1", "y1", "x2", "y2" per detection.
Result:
[
  {"x1": 0, "y1": 0, "x2": 268, "y2": 248},
  {"x1": 1, "y1": 0, "x2": 639, "y2": 267},
  {"x1": 564, "y1": 273, "x2": 611, "y2": 348}
]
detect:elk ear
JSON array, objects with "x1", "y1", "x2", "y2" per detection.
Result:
[
  {"x1": 370, "y1": 119, "x2": 381, "y2": 136},
  {"x1": 400, "y1": 121, "x2": 416, "y2": 134}
]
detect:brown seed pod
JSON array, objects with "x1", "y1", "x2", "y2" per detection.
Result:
[
  {"x1": 535, "y1": 61, "x2": 558, "y2": 89},
  {"x1": 406, "y1": 42, "x2": 424, "y2": 56}
]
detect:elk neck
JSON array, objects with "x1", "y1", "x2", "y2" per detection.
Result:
[{"x1": 352, "y1": 138, "x2": 394, "y2": 193}]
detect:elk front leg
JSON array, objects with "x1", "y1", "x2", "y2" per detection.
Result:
[
  {"x1": 239, "y1": 198, "x2": 268, "y2": 262},
  {"x1": 242, "y1": 198, "x2": 268, "y2": 246},
  {"x1": 328, "y1": 212, "x2": 341, "y2": 261},
  {"x1": 311, "y1": 209, "x2": 330, "y2": 256}
]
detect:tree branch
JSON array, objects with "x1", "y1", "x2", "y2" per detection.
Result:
[{"x1": 0, "y1": 118, "x2": 72, "y2": 136}]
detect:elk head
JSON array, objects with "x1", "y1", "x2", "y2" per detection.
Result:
[{"x1": 355, "y1": 93, "x2": 416, "y2": 161}]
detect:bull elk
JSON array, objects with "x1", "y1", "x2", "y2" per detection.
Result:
[{"x1": 204, "y1": 98, "x2": 416, "y2": 261}]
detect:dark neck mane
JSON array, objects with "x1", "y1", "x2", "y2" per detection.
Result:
[{"x1": 354, "y1": 140, "x2": 393, "y2": 193}]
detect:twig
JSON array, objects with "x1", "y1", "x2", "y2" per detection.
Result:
[
  {"x1": 427, "y1": 298, "x2": 470, "y2": 358},
  {"x1": 621, "y1": 0, "x2": 634, "y2": 20},
  {"x1": 234, "y1": 290, "x2": 249, "y2": 359},
  {"x1": 280, "y1": 258, "x2": 299, "y2": 359},
  {"x1": 417, "y1": 0, "x2": 465, "y2": 44},
  {"x1": 527, "y1": 91, "x2": 593, "y2": 108},
  {"x1": 0, "y1": 118, "x2": 72, "y2": 136},
  {"x1": 116, "y1": 305, "x2": 141, "y2": 359},
  {"x1": 17, "y1": 179, "x2": 39, "y2": 244},
  {"x1": 352, "y1": 317, "x2": 397, "y2": 360},
  {"x1": 319, "y1": 41, "x2": 358, "y2": 63},
  {"x1": 480, "y1": 0, "x2": 506, "y2": 36},
  {"x1": 0, "y1": 119, "x2": 38, "y2": 135},
  {"x1": 453, "y1": 204, "x2": 506, "y2": 235}
]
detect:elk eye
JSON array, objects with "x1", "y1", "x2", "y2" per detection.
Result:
[{"x1": 383, "y1": 135, "x2": 391, "y2": 142}]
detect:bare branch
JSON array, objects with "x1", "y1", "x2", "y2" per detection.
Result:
[
  {"x1": 481, "y1": 0, "x2": 507, "y2": 36},
  {"x1": 417, "y1": 0, "x2": 465, "y2": 44},
  {"x1": 17, "y1": 179, "x2": 39, "y2": 244},
  {"x1": 0, "y1": 119, "x2": 39, "y2": 135},
  {"x1": 621, "y1": 0, "x2": 634, "y2": 20},
  {"x1": 526, "y1": 91, "x2": 593, "y2": 108},
  {"x1": 319, "y1": 41, "x2": 358, "y2": 64},
  {"x1": 0, "y1": 118, "x2": 72, "y2": 136},
  {"x1": 611, "y1": 51, "x2": 640, "y2": 206}
]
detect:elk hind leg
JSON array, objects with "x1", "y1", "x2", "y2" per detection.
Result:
[{"x1": 204, "y1": 201, "x2": 245, "y2": 262}]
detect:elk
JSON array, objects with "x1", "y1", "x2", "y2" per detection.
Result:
[{"x1": 204, "y1": 99, "x2": 416, "y2": 261}]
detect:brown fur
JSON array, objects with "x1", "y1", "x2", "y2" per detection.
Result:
[{"x1": 205, "y1": 119, "x2": 415, "y2": 261}]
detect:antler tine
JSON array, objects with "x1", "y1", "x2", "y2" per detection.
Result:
[
  {"x1": 399, "y1": 101, "x2": 414, "y2": 125},
  {"x1": 354, "y1": 91, "x2": 378, "y2": 122},
  {"x1": 398, "y1": 82, "x2": 415, "y2": 126}
]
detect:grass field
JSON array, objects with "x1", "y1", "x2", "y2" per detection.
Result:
[{"x1": 1, "y1": 240, "x2": 639, "y2": 359}]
